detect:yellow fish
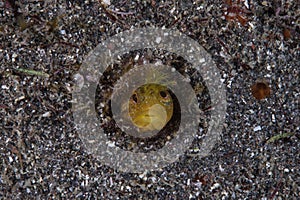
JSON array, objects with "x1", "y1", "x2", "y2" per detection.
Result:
[{"x1": 128, "y1": 83, "x2": 174, "y2": 132}]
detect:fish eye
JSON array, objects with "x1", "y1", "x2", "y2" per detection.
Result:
[
  {"x1": 159, "y1": 91, "x2": 168, "y2": 98},
  {"x1": 131, "y1": 93, "x2": 138, "y2": 103}
]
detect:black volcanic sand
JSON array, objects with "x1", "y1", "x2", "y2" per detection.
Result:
[{"x1": 0, "y1": 0, "x2": 299, "y2": 199}]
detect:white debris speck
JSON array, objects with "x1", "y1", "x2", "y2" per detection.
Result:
[
  {"x1": 221, "y1": 190, "x2": 229, "y2": 198},
  {"x1": 199, "y1": 58, "x2": 205, "y2": 63},
  {"x1": 102, "y1": 0, "x2": 111, "y2": 6},
  {"x1": 284, "y1": 168, "x2": 289, "y2": 173},
  {"x1": 149, "y1": 177, "x2": 157, "y2": 183},
  {"x1": 126, "y1": 186, "x2": 131, "y2": 192},
  {"x1": 60, "y1": 30, "x2": 66, "y2": 35},
  {"x1": 81, "y1": 181, "x2": 85, "y2": 187},
  {"x1": 194, "y1": 182, "x2": 202, "y2": 188},
  {"x1": 248, "y1": 22, "x2": 255, "y2": 30},
  {"x1": 16, "y1": 108, "x2": 23, "y2": 112},
  {"x1": 241, "y1": 97, "x2": 247, "y2": 104},
  {"x1": 15, "y1": 96, "x2": 25, "y2": 103},
  {"x1": 219, "y1": 164, "x2": 225, "y2": 172},
  {"x1": 107, "y1": 141, "x2": 115, "y2": 147},
  {"x1": 170, "y1": 7, "x2": 176, "y2": 14},
  {"x1": 272, "y1": 114, "x2": 276, "y2": 122},
  {"x1": 12, "y1": 53, "x2": 17, "y2": 62},
  {"x1": 139, "y1": 171, "x2": 148, "y2": 181},
  {"x1": 279, "y1": 42, "x2": 285, "y2": 51},
  {"x1": 249, "y1": 109, "x2": 254, "y2": 114},
  {"x1": 253, "y1": 126, "x2": 262, "y2": 132},
  {"x1": 196, "y1": 6, "x2": 203, "y2": 10},
  {"x1": 42, "y1": 111, "x2": 51, "y2": 117},
  {"x1": 220, "y1": 51, "x2": 228, "y2": 58},
  {"x1": 155, "y1": 37, "x2": 161, "y2": 44},
  {"x1": 134, "y1": 54, "x2": 139, "y2": 61},
  {"x1": 187, "y1": 179, "x2": 190, "y2": 186},
  {"x1": 261, "y1": 1, "x2": 269, "y2": 6},
  {"x1": 1, "y1": 85, "x2": 9, "y2": 89},
  {"x1": 268, "y1": 171, "x2": 272, "y2": 176},
  {"x1": 110, "y1": 177, "x2": 113, "y2": 186},
  {"x1": 235, "y1": 184, "x2": 240, "y2": 190},
  {"x1": 210, "y1": 183, "x2": 220, "y2": 191},
  {"x1": 266, "y1": 162, "x2": 271, "y2": 168}
]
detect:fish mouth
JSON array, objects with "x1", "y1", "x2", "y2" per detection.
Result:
[{"x1": 131, "y1": 104, "x2": 168, "y2": 132}]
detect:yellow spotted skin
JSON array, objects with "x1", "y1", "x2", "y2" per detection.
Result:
[{"x1": 128, "y1": 83, "x2": 173, "y2": 132}]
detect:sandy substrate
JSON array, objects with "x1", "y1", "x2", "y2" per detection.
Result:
[{"x1": 0, "y1": 0, "x2": 299, "y2": 199}]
